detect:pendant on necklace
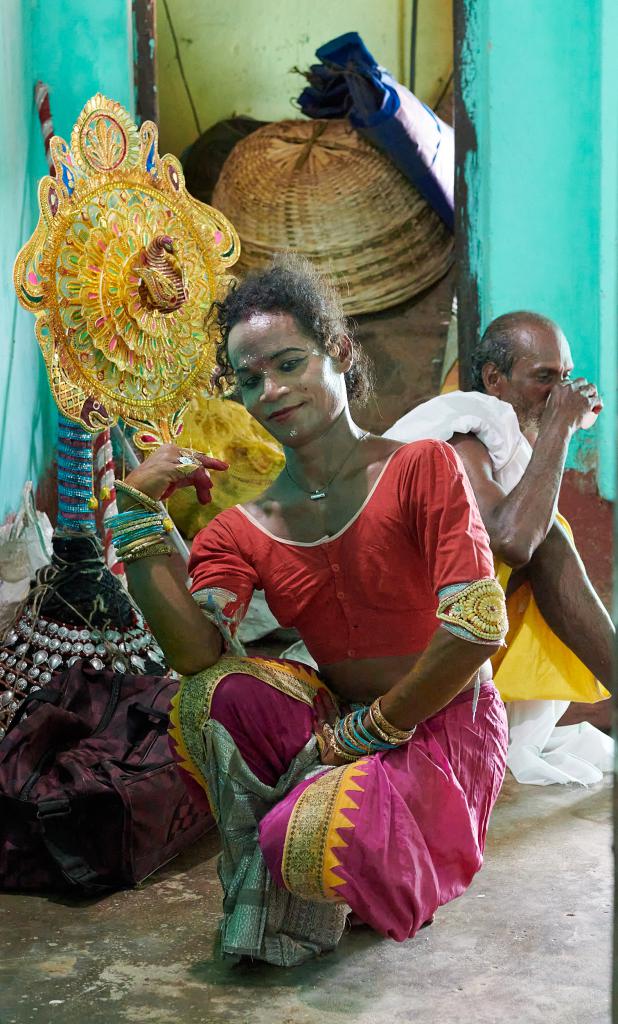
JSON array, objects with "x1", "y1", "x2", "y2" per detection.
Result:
[{"x1": 310, "y1": 489, "x2": 327, "y2": 501}]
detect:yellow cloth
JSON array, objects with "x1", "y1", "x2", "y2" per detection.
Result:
[
  {"x1": 491, "y1": 515, "x2": 610, "y2": 703},
  {"x1": 168, "y1": 397, "x2": 284, "y2": 538}
]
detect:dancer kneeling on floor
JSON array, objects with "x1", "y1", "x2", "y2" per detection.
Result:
[{"x1": 110, "y1": 255, "x2": 509, "y2": 966}]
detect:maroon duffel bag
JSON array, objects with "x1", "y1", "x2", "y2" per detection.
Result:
[{"x1": 0, "y1": 662, "x2": 214, "y2": 892}]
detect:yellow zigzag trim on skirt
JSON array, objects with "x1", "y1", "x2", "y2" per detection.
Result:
[
  {"x1": 168, "y1": 655, "x2": 335, "y2": 812},
  {"x1": 282, "y1": 758, "x2": 370, "y2": 902},
  {"x1": 322, "y1": 761, "x2": 370, "y2": 898}
]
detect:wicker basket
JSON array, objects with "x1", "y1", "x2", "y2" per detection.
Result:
[{"x1": 212, "y1": 119, "x2": 453, "y2": 314}]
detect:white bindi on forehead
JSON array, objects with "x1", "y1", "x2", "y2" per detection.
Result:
[{"x1": 246, "y1": 311, "x2": 279, "y2": 332}]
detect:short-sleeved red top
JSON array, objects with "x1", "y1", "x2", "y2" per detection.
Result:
[{"x1": 189, "y1": 440, "x2": 494, "y2": 665}]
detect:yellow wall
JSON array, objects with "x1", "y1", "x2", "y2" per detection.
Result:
[
  {"x1": 415, "y1": 0, "x2": 453, "y2": 106},
  {"x1": 157, "y1": 0, "x2": 452, "y2": 156}
]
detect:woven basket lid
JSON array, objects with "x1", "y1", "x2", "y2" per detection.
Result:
[{"x1": 212, "y1": 118, "x2": 453, "y2": 315}]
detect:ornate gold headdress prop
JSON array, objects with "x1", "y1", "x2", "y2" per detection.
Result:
[{"x1": 14, "y1": 94, "x2": 239, "y2": 450}]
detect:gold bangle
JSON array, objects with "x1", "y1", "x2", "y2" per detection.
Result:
[
  {"x1": 116, "y1": 501, "x2": 150, "y2": 514},
  {"x1": 123, "y1": 541, "x2": 172, "y2": 565},
  {"x1": 116, "y1": 534, "x2": 165, "y2": 558},
  {"x1": 370, "y1": 699, "x2": 415, "y2": 741},
  {"x1": 114, "y1": 479, "x2": 160, "y2": 513},
  {"x1": 333, "y1": 745, "x2": 361, "y2": 763},
  {"x1": 119, "y1": 539, "x2": 159, "y2": 559},
  {"x1": 366, "y1": 705, "x2": 411, "y2": 747},
  {"x1": 331, "y1": 729, "x2": 363, "y2": 763},
  {"x1": 365, "y1": 705, "x2": 395, "y2": 744},
  {"x1": 118, "y1": 533, "x2": 165, "y2": 555},
  {"x1": 315, "y1": 723, "x2": 359, "y2": 763}
]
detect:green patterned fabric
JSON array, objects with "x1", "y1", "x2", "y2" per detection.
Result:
[{"x1": 202, "y1": 719, "x2": 349, "y2": 965}]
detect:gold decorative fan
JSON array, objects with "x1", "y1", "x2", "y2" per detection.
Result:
[{"x1": 14, "y1": 94, "x2": 239, "y2": 449}]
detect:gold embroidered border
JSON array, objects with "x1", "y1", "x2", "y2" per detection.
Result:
[
  {"x1": 281, "y1": 759, "x2": 370, "y2": 902},
  {"x1": 437, "y1": 578, "x2": 508, "y2": 642},
  {"x1": 168, "y1": 656, "x2": 334, "y2": 811}
]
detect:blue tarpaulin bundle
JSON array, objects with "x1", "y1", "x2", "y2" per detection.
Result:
[{"x1": 297, "y1": 32, "x2": 454, "y2": 230}]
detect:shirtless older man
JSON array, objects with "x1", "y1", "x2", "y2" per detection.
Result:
[{"x1": 386, "y1": 311, "x2": 613, "y2": 784}]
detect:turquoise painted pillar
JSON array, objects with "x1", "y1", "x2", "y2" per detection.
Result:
[
  {"x1": 0, "y1": 1, "x2": 134, "y2": 522},
  {"x1": 598, "y1": 0, "x2": 618, "y2": 501},
  {"x1": 460, "y1": 0, "x2": 616, "y2": 500},
  {"x1": 0, "y1": 0, "x2": 56, "y2": 523}
]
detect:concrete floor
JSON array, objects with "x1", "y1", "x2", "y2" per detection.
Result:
[{"x1": 0, "y1": 775, "x2": 611, "y2": 1024}]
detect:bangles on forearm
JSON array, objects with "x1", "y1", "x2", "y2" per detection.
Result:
[
  {"x1": 329, "y1": 700, "x2": 416, "y2": 761},
  {"x1": 108, "y1": 490, "x2": 175, "y2": 565}
]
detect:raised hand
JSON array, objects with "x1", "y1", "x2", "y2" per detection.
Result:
[
  {"x1": 121, "y1": 444, "x2": 229, "y2": 506},
  {"x1": 545, "y1": 378, "x2": 603, "y2": 432}
]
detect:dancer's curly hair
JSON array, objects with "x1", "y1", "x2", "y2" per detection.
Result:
[{"x1": 209, "y1": 254, "x2": 373, "y2": 403}]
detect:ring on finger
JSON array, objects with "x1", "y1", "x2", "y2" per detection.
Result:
[{"x1": 176, "y1": 455, "x2": 200, "y2": 475}]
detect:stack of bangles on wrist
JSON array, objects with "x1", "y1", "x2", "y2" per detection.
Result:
[
  {"x1": 109, "y1": 481, "x2": 175, "y2": 565},
  {"x1": 330, "y1": 699, "x2": 416, "y2": 762}
]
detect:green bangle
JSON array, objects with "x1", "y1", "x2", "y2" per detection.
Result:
[
  {"x1": 115, "y1": 479, "x2": 161, "y2": 513},
  {"x1": 123, "y1": 541, "x2": 172, "y2": 565}
]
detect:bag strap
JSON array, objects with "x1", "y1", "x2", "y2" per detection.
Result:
[
  {"x1": 92, "y1": 673, "x2": 123, "y2": 736},
  {"x1": 131, "y1": 702, "x2": 168, "y2": 722},
  {"x1": 36, "y1": 798, "x2": 110, "y2": 894},
  {"x1": 128, "y1": 701, "x2": 169, "y2": 730},
  {"x1": 10, "y1": 686, "x2": 61, "y2": 728}
]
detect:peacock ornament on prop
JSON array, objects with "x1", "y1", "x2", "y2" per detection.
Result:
[{"x1": 1, "y1": 94, "x2": 240, "y2": 740}]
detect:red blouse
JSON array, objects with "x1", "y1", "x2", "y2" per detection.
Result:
[{"x1": 189, "y1": 440, "x2": 494, "y2": 665}]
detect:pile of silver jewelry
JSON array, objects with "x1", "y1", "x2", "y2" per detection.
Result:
[{"x1": 0, "y1": 607, "x2": 166, "y2": 741}]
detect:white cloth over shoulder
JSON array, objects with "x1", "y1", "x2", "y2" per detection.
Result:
[
  {"x1": 384, "y1": 390, "x2": 532, "y2": 492},
  {"x1": 385, "y1": 389, "x2": 613, "y2": 787}
]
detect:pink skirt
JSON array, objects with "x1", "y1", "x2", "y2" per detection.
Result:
[{"x1": 169, "y1": 656, "x2": 508, "y2": 945}]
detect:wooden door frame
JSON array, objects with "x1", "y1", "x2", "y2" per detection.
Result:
[
  {"x1": 133, "y1": 0, "x2": 158, "y2": 125},
  {"x1": 452, "y1": 0, "x2": 480, "y2": 390}
]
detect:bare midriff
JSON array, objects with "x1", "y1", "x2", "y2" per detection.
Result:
[{"x1": 318, "y1": 650, "x2": 491, "y2": 705}]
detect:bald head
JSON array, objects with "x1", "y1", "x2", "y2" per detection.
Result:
[
  {"x1": 469, "y1": 310, "x2": 575, "y2": 434},
  {"x1": 470, "y1": 312, "x2": 565, "y2": 392}
]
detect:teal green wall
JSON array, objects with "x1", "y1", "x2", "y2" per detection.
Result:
[
  {"x1": 0, "y1": 0, "x2": 133, "y2": 522},
  {"x1": 461, "y1": 0, "x2": 616, "y2": 500},
  {"x1": 598, "y1": 0, "x2": 618, "y2": 500},
  {"x1": 29, "y1": 0, "x2": 134, "y2": 167},
  {"x1": 0, "y1": 0, "x2": 53, "y2": 523}
]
